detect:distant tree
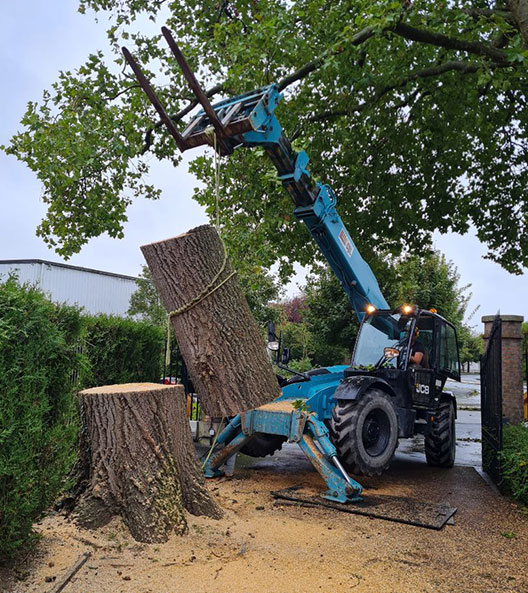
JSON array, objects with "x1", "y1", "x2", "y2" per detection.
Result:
[
  {"x1": 236, "y1": 266, "x2": 281, "y2": 325},
  {"x1": 283, "y1": 295, "x2": 307, "y2": 324},
  {"x1": 302, "y1": 267, "x2": 358, "y2": 366},
  {"x1": 394, "y1": 250, "x2": 479, "y2": 364},
  {"x1": 280, "y1": 320, "x2": 314, "y2": 362},
  {"x1": 281, "y1": 250, "x2": 476, "y2": 369},
  {"x1": 128, "y1": 265, "x2": 165, "y2": 327},
  {"x1": 393, "y1": 251, "x2": 471, "y2": 327},
  {"x1": 458, "y1": 330, "x2": 484, "y2": 369}
]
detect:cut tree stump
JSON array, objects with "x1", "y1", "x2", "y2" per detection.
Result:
[
  {"x1": 76, "y1": 383, "x2": 221, "y2": 543},
  {"x1": 141, "y1": 225, "x2": 280, "y2": 416}
]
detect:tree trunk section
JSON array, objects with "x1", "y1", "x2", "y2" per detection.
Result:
[
  {"x1": 76, "y1": 383, "x2": 221, "y2": 543},
  {"x1": 141, "y1": 225, "x2": 280, "y2": 416}
]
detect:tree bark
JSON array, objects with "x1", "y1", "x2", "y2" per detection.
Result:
[
  {"x1": 76, "y1": 383, "x2": 221, "y2": 543},
  {"x1": 141, "y1": 225, "x2": 280, "y2": 417}
]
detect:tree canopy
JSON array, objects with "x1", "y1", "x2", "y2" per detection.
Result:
[{"x1": 4, "y1": 1, "x2": 528, "y2": 277}]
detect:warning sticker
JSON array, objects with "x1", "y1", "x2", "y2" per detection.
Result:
[{"x1": 338, "y1": 228, "x2": 354, "y2": 258}]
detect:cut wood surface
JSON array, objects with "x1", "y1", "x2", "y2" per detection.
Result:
[
  {"x1": 141, "y1": 225, "x2": 280, "y2": 416},
  {"x1": 76, "y1": 383, "x2": 221, "y2": 542}
]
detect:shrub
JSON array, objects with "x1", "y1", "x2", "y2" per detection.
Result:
[
  {"x1": 500, "y1": 424, "x2": 528, "y2": 505},
  {"x1": 0, "y1": 278, "x2": 84, "y2": 558},
  {"x1": 82, "y1": 315, "x2": 165, "y2": 387}
]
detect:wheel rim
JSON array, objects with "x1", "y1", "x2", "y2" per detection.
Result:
[{"x1": 362, "y1": 408, "x2": 391, "y2": 457}]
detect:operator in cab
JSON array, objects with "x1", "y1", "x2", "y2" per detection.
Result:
[{"x1": 409, "y1": 329, "x2": 425, "y2": 367}]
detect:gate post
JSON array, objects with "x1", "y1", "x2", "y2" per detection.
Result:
[{"x1": 482, "y1": 315, "x2": 524, "y2": 424}]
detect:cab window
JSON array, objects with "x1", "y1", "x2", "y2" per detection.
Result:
[
  {"x1": 437, "y1": 322, "x2": 460, "y2": 380},
  {"x1": 416, "y1": 316, "x2": 434, "y2": 369}
]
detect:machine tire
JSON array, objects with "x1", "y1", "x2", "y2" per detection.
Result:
[
  {"x1": 239, "y1": 433, "x2": 286, "y2": 458},
  {"x1": 330, "y1": 389, "x2": 398, "y2": 476},
  {"x1": 425, "y1": 401, "x2": 456, "y2": 468}
]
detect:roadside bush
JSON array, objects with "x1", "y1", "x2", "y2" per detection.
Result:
[
  {"x1": 82, "y1": 315, "x2": 165, "y2": 387},
  {"x1": 0, "y1": 278, "x2": 84, "y2": 559},
  {"x1": 500, "y1": 424, "x2": 528, "y2": 505}
]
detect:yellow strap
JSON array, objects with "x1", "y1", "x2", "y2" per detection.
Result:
[{"x1": 165, "y1": 316, "x2": 172, "y2": 370}]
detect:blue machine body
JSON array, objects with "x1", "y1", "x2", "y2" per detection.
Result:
[
  {"x1": 279, "y1": 365, "x2": 346, "y2": 416},
  {"x1": 203, "y1": 365, "x2": 364, "y2": 503}
]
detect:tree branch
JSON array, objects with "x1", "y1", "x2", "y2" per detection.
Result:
[
  {"x1": 393, "y1": 22, "x2": 509, "y2": 63},
  {"x1": 277, "y1": 26, "x2": 374, "y2": 91},
  {"x1": 139, "y1": 26, "x2": 376, "y2": 153},
  {"x1": 104, "y1": 84, "x2": 141, "y2": 101},
  {"x1": 297, "y1": 59, "x2": 507, "y2": 132},
  {"x1": 139, "y1": 15, "x2": 514, "y2": 154},
  {"x1": 461, "y1": 7, "x2": 516, "y2": 24}
]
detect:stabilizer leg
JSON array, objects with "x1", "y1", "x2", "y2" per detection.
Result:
[
  {"x1": 298, "y1": 416, "x2": 363, "y2": 503},
  {"x1": 203, "y1": 421, "x2": 254, "y2": 478}
]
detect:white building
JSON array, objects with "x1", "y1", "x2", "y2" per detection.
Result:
[{"x1": 0, "y1": 259, "x2": 139, "y2": 316}]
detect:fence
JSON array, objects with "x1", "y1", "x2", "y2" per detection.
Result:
[{"x1": 480, "y1": 314, "x2": 502, "y2": 487}]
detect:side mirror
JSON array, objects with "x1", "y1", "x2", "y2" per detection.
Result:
[
  {"x1": 281, "y1": 348, "x2": 290, "y2": 365},
  {"x1": 384, "y1": 347, "x2": 400, "y2": 359}
]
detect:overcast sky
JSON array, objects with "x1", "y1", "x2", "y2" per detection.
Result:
[{"x1": 1, "y1": 1, "x2": 526, "y2": 329}]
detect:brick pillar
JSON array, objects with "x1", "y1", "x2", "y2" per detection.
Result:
[{"x1": 482, "y1": 315, "x2": 524, "y2": 424}]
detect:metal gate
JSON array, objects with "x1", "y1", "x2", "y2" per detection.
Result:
[{"x1": 480, "y1": 315, "x2": 502, "y2": 486}]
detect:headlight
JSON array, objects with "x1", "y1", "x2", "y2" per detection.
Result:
[
  {"x1": 267, "y1": 341, "x2": 280, "y2": 352},
  {"x1": 366, "y1": 304, "x2": 376, "y2": 314},
  {"x1": 401, "y1": 304, "x2": 414, "y2": 315}
]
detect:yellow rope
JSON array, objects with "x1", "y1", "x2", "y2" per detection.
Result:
[
  {"x1": 165, "y1": 317, "x2": 172, "y2": 370},
  {"x1": 169, "y1": 242, "x2": 235, "y2": 319},
  {"x1": 213, "y1": 131, "x2": 220, "y2": 229}
]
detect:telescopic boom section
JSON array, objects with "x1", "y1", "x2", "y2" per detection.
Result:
[{"x1": 122, "y1": 29, "x2": 389, "y2": 319}]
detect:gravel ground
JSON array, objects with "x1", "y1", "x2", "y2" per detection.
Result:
[{"x1": 2, "y1": 448, "x2": 527, "y2": 593}]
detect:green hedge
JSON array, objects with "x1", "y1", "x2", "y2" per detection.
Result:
[
  {"x1": 500, "y1": 424, "x2": 528, "y2": 505},
  {"x1": 0, "y1": 280, "x2": 167, "y2": 559},
  {"x1": 82, "y1": 314, "x2": 164, "y2": 387},
  {"x1": 0, "y1": 278, "x2": 84, "y2": 558}
]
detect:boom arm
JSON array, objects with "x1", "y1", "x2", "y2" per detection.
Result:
[{"x1": 123, "y1": 29, "x2": 389, "y2": 320}]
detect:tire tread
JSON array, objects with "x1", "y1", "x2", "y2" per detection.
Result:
[
  {"x1": 330, "y1": 389, "x2": 398, "y2": 477},
  {"x1": 425, "y1": 401, "x2": 455, "y2": 467}
]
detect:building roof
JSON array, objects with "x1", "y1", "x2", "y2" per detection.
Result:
[{"x1": 0, "y1": 259, "x2": 139, "y2": 282}]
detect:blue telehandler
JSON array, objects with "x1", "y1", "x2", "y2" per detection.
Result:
[{"x1": 123, "y1": 29, "x2": 461, "y2": 504}]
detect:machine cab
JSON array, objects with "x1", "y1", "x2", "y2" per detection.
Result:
[{"x1": 349, "y1": 306, "x2": 461, "y2": 408}]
